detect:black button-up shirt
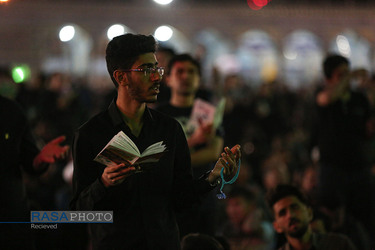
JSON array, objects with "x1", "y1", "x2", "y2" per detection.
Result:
[{"x1": 70, "y1": 100, "x2": 213, "y2": 250}]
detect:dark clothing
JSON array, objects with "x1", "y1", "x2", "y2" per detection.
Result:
[
  {"x1": 315, "y1": 90, "x2": 370, "y2": 169},
  {"x1": 313, "y1": 89, "x2": 374, "y2": 239},
  {"x1": 70, "y1": 100, "x2": 214, "y2": 250},
  {"x1": 279, "y1": 232, "x2": 357, "y2": 250},
  {"x1": 0, "y1": 96, "x2": 44, "y2": 249},
  {"x1": 0, "y1": 96, "x2": 41, "y2": 221},
  {"x1": 156, "y1": 103, "x2": 223, "y2": 236}
]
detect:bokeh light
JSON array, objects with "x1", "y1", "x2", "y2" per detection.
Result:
[
  {"x1": 154, "y1": 26, "x2": 173, "y2": 42},
  {"x1": 153, "y1": 0, "x2": 173, "y2": 5},
  {"x1": 59, "y1": 25, "x2": 75, "y2": 42},
  {"x1": 107, "y1": 24, "x2": 126, "y2": 40},
  {"x1": 12, "y1": 65, "x2": 31, "y2": 83},
  {"x1": 247, "y1": 0, "x2": 270, "y2": 10}
]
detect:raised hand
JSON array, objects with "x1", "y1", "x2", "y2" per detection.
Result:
[{"x1": 33, "y1": 135, "x2": 70, "y2": 169}]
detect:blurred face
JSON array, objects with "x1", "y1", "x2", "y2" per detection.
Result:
[
  {"x1": 167, "y1": 61, "x2": 200, "y2": 97},
  {"x1": 272, "y1": 196, "x2": 312, "y2": 238},
  {"x1": 122, "y1": 52, "x2": 162, "y2": 103},
  {"x1": 226, "y1": 197, "x2": 251, "y2": 226},
  {"x1": 331, "y1": 63, "x2": 350, "y2": 86}
]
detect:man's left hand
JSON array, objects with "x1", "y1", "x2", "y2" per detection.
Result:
[
  {"x1": 208, "y1": 144, "x2": 241, "y2": 184},
  {"x1": 33, "y1": 135, "x2": 70, "y2": 169}
]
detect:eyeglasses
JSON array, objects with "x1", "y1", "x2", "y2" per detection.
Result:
[{"x1": 122, "y1": 67, "x2": 165, "y2": 77}]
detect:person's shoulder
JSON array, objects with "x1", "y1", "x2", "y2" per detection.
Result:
[
  {"x1": 76, "y1": 109, "x2": 110, "y2": 133},
  {"x1": 0, "y1": 95, "x2": 23, "y2": 112},
  {"x1": 0, "y1": 96, "x2": 27, "y2": 121},
  {"x1": 317, "y1": 232, "x2": 357, "y2": 249}
]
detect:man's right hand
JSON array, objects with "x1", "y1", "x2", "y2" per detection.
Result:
[
  {"x1": 101, "y1": 163, "x2": 136, "y2": 187},
  {"x1": 187, "y1": 121, "x2": 215, "y2": 148}
]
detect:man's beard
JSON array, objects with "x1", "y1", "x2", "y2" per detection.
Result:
[
  {"x1": 127, "y1": 76, "x2": 158, "y2": 103},
  {"x1": 288, "y1": 221, "x2": 309, "y2": 239}
]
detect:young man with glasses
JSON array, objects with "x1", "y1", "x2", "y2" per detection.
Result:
[{"x1": 70, "y1": 34, "x2": 240, "y2": 250}]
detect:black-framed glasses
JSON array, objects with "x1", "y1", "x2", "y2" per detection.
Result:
[{"x1": 122, "y1": 67, "x2": 165, "y2": 77}]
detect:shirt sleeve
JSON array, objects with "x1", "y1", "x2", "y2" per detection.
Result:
[
  {"x1": 171, "y1": 122, "x2": 214, "y2": 211},
  {"x1": 70, "y1": 130, "x2": 108, "y2": 210}
]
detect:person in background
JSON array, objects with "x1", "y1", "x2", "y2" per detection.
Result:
[
  {"x1": 156, "y1": 53, "x2": 225, "y2": 237},
  {"x1": 70, "y1": 34, "x2": 240, "y2": 250},
  {"x1": 181, "y1": 233, "x2": 224, "y2": 250},
  {"x1": 0, "y1": 94, "x2": 69, "y2": 249},
  {"x1": 218, "y1": 186, "x2": 275, "y2": 250},
  {"x1": 312, "y1": 54, "x2": 374, "y2": 242},
  {"x1": 267, "y1": 184, "x2": 357, "y2": 250}
]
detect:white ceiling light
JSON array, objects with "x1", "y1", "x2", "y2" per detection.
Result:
[
  {"x1": 59, "y1": 25, "x2": 75, "y2": 42},
  {"x1": 153, "y1": 0, "x2": 173, "y2": 5},
  {"x1": 154, "y1": 26, "x2": 173, "y2": 42},
  {"x1": 107, "y1": 24, "x2": 126, "y2": 40}
]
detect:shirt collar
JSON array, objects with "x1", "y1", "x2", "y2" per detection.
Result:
[{"x1": 107, "y1": 98, "x2": 155, "y2": 127}]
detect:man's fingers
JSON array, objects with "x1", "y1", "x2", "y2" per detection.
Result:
[{"x1": 49, "y1": 135, "x2": 66, "y2": 145}]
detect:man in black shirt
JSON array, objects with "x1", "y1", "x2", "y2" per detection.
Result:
[
  {"x1": 157, "y1": 54, "x2": 224, "y2": 237},
  {"x1": 313, "y1": 54, "x2": 374, "y2": 243},
  {"x1": 0, "y1": 95, "x2": 69, "y2": 249},
  {"x1": 70, "y1": 34, "x2": 240, "y2": 250}
]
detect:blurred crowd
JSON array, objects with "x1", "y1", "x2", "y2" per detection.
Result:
[{"x1": 1, "y1": 45, "x2": 375, "y2": 250}]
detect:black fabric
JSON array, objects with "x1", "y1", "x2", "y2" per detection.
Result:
[
  {"x1": 315, "y1": 90, "x2": 370, "y2": 169},
  {"x1": 70, "y1": 100, "x2": 213, "y2": 250}
]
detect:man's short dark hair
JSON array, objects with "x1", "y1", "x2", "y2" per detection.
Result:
[
  {"x1": 105, "y1": 34, "x2": 157, "y2": 88},
  {"x1": 166, "y1": 53, "x2": 201, "y2": 76},
  {"x1": 266, "y1": 184, "x2": 310, "y2": 210},
  {"x1": 181, "y1": 233, "x2": 224, "y2": 250},
  {"x1": 323, "y1": 54, "x2": 349, "y2": 80}
]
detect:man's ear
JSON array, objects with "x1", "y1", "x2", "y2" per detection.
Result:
[
  {"x1": 273, "y1": 220, "x2": 283, "y2": 234},
  {"x1": 113, "y1": 70, "x2": 128, "y2": 86}
]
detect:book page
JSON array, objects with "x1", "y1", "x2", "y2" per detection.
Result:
[
  {"x1": 187, "y1": 98, "x2": 216, "y2": 133},
  {"x1": 94, "y1": 131, "x2": 167, "y2": 167}
]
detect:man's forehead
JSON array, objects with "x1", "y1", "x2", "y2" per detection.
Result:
[{"x1": 173, "y1": 61, "x2": 197, "y2": 68}]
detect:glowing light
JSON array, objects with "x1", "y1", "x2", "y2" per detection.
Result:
[
  {"x1": 0, "y1": 0, "x2": 9, "y2": 3},
  {"x1": 253, "y1": 0, "x2": 268, "y2": 7},
  {"x1": 283, "y1": 50, "x2": 298, "y2": 60},
  {"x1": 336, "y1": 35, "x2": 351, "y2": 57},
  {"x1": 12, "y1": 65, "x2": 30, "y2": 83},
  {"x1": 154, "y1": 26, "x2": 173, "y2": 42},
  {"x1": 59, "y1": 25, "x2": 75, "y2": 42},
  {"x1": 153, "y1": 0, "x2": 173, "y2": 4},
  {"x1": 247, "y1": 0, "x2": 270, "y2": 10},
  {"x1": 107, "y1": 24, "x2": 126, "y2": 40}
]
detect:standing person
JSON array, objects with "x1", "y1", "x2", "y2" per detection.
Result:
[
  {"x1": 0, "y1": 95, "x2": 69, "y2": 249},
  {"x1": 70, "y1": 34, "x2": 240, "y2": 250},
  {"x1": 156, "y1": 53, "x2": 224, "y2": 237},
  {"x1": 313, "y1": 54, "x2": 374, "y2": 240},
  {"x1": 267, "y1": 184, "x2": 357, "y2": 250}
]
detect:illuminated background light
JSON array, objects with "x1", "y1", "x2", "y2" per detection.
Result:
[
  {"x1": 107, "y1": 24, "x2": 126, "y2": 40},
  {"x1": 153, "y1": 0, "x2": 173, "y2": 5},
  {"x1": 12, "y1": 65, "x2": 31, "y2": 83},
  {"x1": 247, "y1": 0, "x2": 270, "y2": 10},
  {"x1": 154, "y1": 26, "x2": 173, "y2": 42},
  {"x1": 59, "y1": 25, "x2": 75, "y2": 42}
]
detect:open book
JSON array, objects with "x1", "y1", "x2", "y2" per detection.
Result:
[
  {"x1": 94, "y1": 131, "x2": 167, "y2": 172},
  {"x1": 186, "y1": 97, "x2": 226, "y2": 133}
]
